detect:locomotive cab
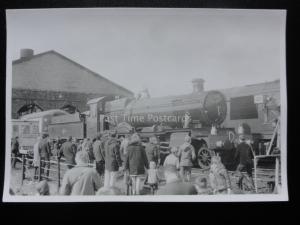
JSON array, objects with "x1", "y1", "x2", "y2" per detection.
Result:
[{"x1": 86, "y1": 96, "x2": 110, "y2": 137}]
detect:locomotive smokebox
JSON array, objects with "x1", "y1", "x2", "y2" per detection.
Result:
[{"x1": 192, "y1": 78, "x2": 205, "y2": 93}]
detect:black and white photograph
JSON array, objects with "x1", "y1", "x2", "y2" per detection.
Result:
[{"x1": 3, "y1": 8, "x2": 287, "y2": 202}]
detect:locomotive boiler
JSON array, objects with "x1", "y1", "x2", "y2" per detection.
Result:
[{"x1": 104, "y1": 90, "x2": 227, "y2": 129}]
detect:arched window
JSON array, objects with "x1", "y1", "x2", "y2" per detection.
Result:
[
  {"x1": 17, "y1": 103, "x2": 43, "y2": 117},
  {"x1": 60, "y1": 104, "x2": 80, "y2": 114}
]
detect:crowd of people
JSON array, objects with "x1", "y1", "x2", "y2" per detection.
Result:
[{"x1": 11, "y1": 130, "x2": 256, "y2": 196}]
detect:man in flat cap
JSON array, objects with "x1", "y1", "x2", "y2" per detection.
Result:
[
  {"x1": 93, "y1": 133, "x2": 105, "y2": 176},
  {"x1": 60, "y1": 136, "x2": 77, "y2": 169},
  {"x1": 235, "y1": 134, "x2": 255, "y2": 190}
]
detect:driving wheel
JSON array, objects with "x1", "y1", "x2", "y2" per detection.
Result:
[{"x1": 197, "y1": 147, "x2": 214, "y2": 169}]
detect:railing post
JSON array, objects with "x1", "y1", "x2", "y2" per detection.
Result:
[
  {"x1": 21, "y1": 154, "x2": 25, "y2": 185},
  {"x1": 39, "y1": 158, "x2": 42, "y2": 182},
  {"x1": 275, "y1": 156, "x2": 279, "y2": 193},
  {"x1": 57, "y1": 157, "x2": 61, "y2": 190},
  {"x1": 254, "y1": 157, "x2": 258, "y2": 193}
]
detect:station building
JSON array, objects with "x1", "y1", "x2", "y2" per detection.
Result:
[{"x1": 12, "y1": 49, "x2": 133, "y2": 119}]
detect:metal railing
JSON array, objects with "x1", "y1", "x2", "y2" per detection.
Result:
[{"x1": 19, "y1": 154, "x2": 95, "y2": 192}]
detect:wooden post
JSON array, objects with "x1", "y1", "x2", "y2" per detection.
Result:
[
  {"x1": 275, "y1": 156, "x2": 279, "y2": 193},
  {"x1": 38, "y1": 158, "x2": 42, "y2": 182},
  {"x1": 21, "y1": 154, "x2": 25, "y2": 185},
  {"x1": 266, "y1": 121, "x2": 279, "y2": 155},
  {"x1": 254, "y1": 157, "x2": 258, "y2": 193},
  {"x1": 57, "y1": 157, "x2": 61, "y2": 190}
]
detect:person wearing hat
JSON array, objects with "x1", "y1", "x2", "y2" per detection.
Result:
[
  {"x1": 156, "y1": 165, "x2": 197, "y2": 195},
  {"x1": 163, "y1": 146, "x2": 180, "y2": 170},
  {"x1": 60, "y1": 151, "x2": 101, "y2": 195},
  {"x1": 124, "y1": 133, "x2": 149, "y2": 195},
  {"x1": 38, "y1": 133, "x2": 51, "y2": 179},
  {"x1": 178, "y1": 135, "x2": 196, "y2": 182},
  {"x1": 93, "y1": 134, "x2": 105, "y2": 176},
  {"x1": 235, "y1": 134, "x2": 255, "y2": 190},
  {"x1": 82, "y1": 138, "x2": 94, "y2": 161},
  {"x1": 103, "y1": 130, "x2": 122, "y2": 188},
  {"x1": 60, "y1": 136, "x2": 77, "y2": 169}
]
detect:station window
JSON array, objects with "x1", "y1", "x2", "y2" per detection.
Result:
[{"x1": 230, "y1": 95, "x2": 258, "y2": 120}]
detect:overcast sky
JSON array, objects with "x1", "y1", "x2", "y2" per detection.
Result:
[{"x1": 7, "y1": 8, "x2": 286, "y2": 97}]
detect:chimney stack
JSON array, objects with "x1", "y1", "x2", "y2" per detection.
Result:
[
  {"x1": 20, "y1": 49, "x2": 34, "y2": 59},
  {"x1": 192, "y1": 78, "x2": 205, "y2": 93}
]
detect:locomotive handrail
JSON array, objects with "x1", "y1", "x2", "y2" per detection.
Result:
[
  {"x1": 228, "y1": 131, "x2": 235, "y2": 142},
  {"x1": 159, "y1": 146, "x2": 170, "y2": 150}
]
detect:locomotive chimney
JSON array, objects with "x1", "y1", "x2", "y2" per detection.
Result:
[
  {"x1": 192, "y1": 78, "x2": 205, "y2": 93},
  {"x1": 20, "y1": 49, "x2": 34, "y2": 59}
]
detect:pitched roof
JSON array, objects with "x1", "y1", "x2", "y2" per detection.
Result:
[
  {"x1": 13, "y1": 50, "x2": 133, "y2": 95},
  {"x1": 219, "y1": 79, "x2": 280, "y2": 99}
]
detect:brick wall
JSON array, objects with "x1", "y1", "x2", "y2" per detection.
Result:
[{"x1": 12, "y1": 88, "x2": 114, "y2": 119}]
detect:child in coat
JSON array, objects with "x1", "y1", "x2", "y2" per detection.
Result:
[{"x1": 146, "y1": 161, "x2": 160, "y2": 194}]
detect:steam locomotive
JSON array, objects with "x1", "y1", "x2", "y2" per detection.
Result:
[
  {"x1": 18, "y1": 79, "x2": 280, "y2": 169},
  {"x1": 44, "y1": 89, "x2": 236, "y2": 169}
]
